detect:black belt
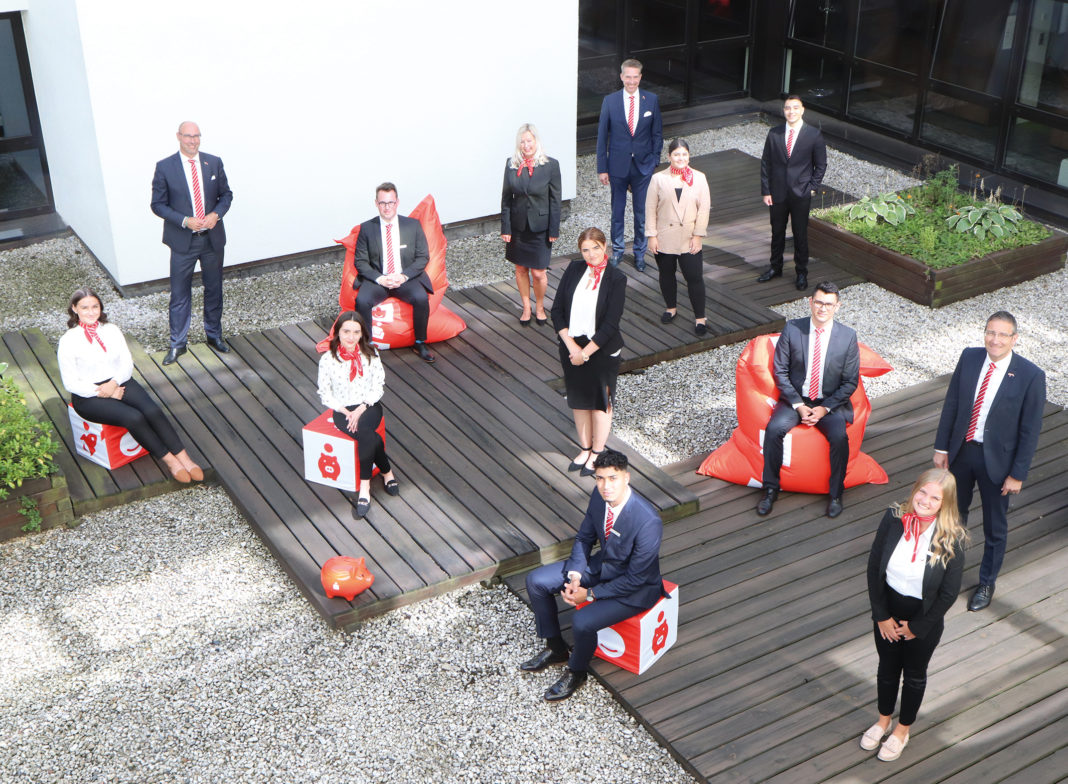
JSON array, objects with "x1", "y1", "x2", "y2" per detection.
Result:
[{"x1": 191, "y1": 230, "x2": 209, "y2": 237}]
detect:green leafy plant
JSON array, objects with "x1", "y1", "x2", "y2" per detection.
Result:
[
  {"x1": 19, "y1": 495, "x2": 42, "y2": 533},
  {"x1": 945, "y1": 202, "x2": 1023, "y2": 240},
  {"x1": 0, "y1": 376, "x2": 58, "y2": 501},
  {"x1": 848, "y1": 192, "x2": 916, "y2": 227}
]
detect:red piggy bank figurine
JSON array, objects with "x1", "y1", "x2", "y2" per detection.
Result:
[{"x1": 320, "y1": 556, "x2": 375, "y2": 600}]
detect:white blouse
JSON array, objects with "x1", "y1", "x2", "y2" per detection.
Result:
[
  {"x1": 886, "y1": 522, "x2": 935, "y2": 599},
  {"x1": 57, "y1": 323, "x2": 134, "y2": 398},
  {"x1": 568, "y1": 266, "x2": 602, "y2": 339},
  {"x1": 317, "y1": 349, "x2": 386, "y2": 411}
]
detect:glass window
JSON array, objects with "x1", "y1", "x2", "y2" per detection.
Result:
[
  {"x1": 921, "y1": 91, "x2": 1000, "y2": 160},
  {"x1": 0, "y1": 150, "x2": 49, "y2": 211},
  {"x1": 931, "y1": 0, "x2": 1016, "y2": 96},
  {"x1": 636, "y1": 50, "x2": 688, "y2": 110},
  {"x1": 1018, "y1": 0, "x2": 1068, "y2": 118},
  {"x1": 848, "y1": 64, "x2": 917, "y2": 135},
  {"x1": 628, "y1": 0, "x2": 687, "y2": 50},
  {"x1": 0, "y1": 18, "x2": 31, "y2": 139},
  {"x1": 1004, "y1": 115, "x2": 1068, "y2": 187},
  {"x1": 785, "y1": 48, "x2": 846, "y2": 113},
  {"x1": 699, "y1": 0, "x2": 751, "y2": 40},
  {"x1": 692, "y1": 44, "x2": 749, "y2": 101},
  {"x1": 577, "y1": 62, "x2": 621, "y2": 123},
  {"x1": 790, "y1": 0, "x2": 848, "y2": 52},
  {"x1": 579, "y1": 0, "x2": 618, "y2": 57},
  {"x1": 855, "y1": 0, "x2": 930, "y2": 74}
]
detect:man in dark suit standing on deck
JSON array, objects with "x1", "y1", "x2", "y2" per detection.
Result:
[
  {"x1": 933, "y1": 311, "x2": 1046, "y2": 611},
  {"x1": 520, "y1": 450, "x2": 663, "y2": 701},
  {"x1": 758, "y1": 95, "x2": 827, "y2": 291}
]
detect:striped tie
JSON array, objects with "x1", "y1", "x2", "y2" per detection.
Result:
[
  {"x1": 786, "y1": 128, "x2": 795, "y2": 159},
  {"x1": 627, "y1": 95, "x2": 636, "y2": 136},
  {"x1": 966, "y1": 362, "x2": 996, "y2": 441},
  {"x1": 385, "y1": 223, "x2": 396, "y2": 275},
  {"x1": 188, "y1": 159, "x2": 205, "y2": 220},
  {"x1": 604, "y1": 507, "x2": 615, "y2": 538},
  {"x1": 808, "y1": 328, "x2": 824, "y2": 399}
]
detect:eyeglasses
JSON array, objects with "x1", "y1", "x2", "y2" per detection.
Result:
[
  {"x1": 984, "y1": 330, "x2": 1016, "y2": 340},
  {"x1": 179, "y1": 134, "x2": 201, "y2": 140},
  {"x1": 811, "y1": 299, "x2": 838, "y2": 310},
  {"x1": 376, "y1": 201, "x2": 398, "y2": 207}
]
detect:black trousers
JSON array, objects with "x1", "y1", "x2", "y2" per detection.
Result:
[
  {"x1": 951, "y1": 441, "x2": 1010, "y2": 585},
  {"x1": 355, "y1": 278, "x2": 430, "y2": 343},
  {"x1": 768, "y1": 193, "x2": 811, "y2": 274},
  {"x1": 169, "y1": 232, "x2": 223, "y2": 348},
  {"x1": 761, "y1": 399, "x2": 849, "y2": 497},
  {"x1": 654, "y1": 250, "x2": 706, "y2": 318},
  {"x1": 331, "y1": 402, "x2": 390, "y2": 481},
  {"x1": 71, "y1": 379, "x2": 183, "y2": 459},
  {"x1": 873, "y1": 584, "x2": 943, "y2": 726}
]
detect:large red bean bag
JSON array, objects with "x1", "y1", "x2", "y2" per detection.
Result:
[
  {"x1": 698, "y1": 333, "x2": 892, "y2": 492},
  {"x1": 324, "y1": 194, "x2": 465, "y2": 351}
]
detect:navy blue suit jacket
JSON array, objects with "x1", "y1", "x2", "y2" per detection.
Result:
[
  {"x1": 773, "y1": 317, "x2": 860, "y2": 422},
  {"x1": 565, "y1": 489, "x2": 663, "y2": 609},
  {"x1": 151, "y1": 151, "x2": 233, "y2": 253},
  {"x1": 595, "y1": 89, "x2": 663, "y2": 179},
  {"x1": 760, "y1": 123, "x2": 827, "y2": 201},
  {"x1": 353, "y1": 215, "x2": 433, "y2": 293},
  {"x1": 934, "y1": 348, "x2": 1046, "y2": 483}
]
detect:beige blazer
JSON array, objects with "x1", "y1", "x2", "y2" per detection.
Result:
[{"x1": 644, "y1": 168, "x2": 711, "y2": 254}]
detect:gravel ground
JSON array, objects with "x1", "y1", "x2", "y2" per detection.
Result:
[{"x1": 3, "y1": 119, "x2": 1065, "y2": 782}]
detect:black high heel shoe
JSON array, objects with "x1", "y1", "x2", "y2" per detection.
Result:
[
  {"x1": 568, "y1": 445, "x2": 592, "y2": 472},
  {"x1": 580, "y1": 449, "x2": 604, "y2": 477}
]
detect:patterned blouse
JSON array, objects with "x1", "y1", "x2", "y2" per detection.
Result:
[{"x1": 317, "y1": 349, "x2": 385, "y2": 411}]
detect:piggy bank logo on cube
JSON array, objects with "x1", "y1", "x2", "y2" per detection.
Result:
[
  {"x1": 593, "y1": 580, "x2": 678, "y2": 674},
  {"x1": 67, "y1": 404, "x2": 147, "y2": 469},
  {"x1": 302, "y1": 411, "x2": 386, "y2": 493}
]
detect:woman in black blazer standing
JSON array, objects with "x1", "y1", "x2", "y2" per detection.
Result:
[
  {"x1": 550, "y1": 227, "x2": 627, "y2": 476},
  {"x1": 501, "y1": 123, "x2": 561, "y2": 326},
  {"x1": 863, "y1": 468, "x2": 966, "y2": 762}
]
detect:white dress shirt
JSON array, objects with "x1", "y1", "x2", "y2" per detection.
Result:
[
  {"x1": 622, "y1": 88, "x2": 641, "y2": 133},
  {"x1": 378, "y1": 217, "x2": 401, "y2": 276},
  {"x1": 57, "y1": 323, "x2": 134, "y2": 398},
  {"x1": 180, "y1": 153, "x2": 204, "y2": 226},
  {"x1": 568, "y1": 267, "x2": 601, "y2": 339},
  {"x1": 886, "y1": 521, "x2": 935, "y2": 599},
  {"x1": 568, "y1": 487, "x2": 632, "y2": 585},
  {"x1": 317, "y1": 350, "x2": 386, "y2": 412},
  {"x1": 968, "y1": 352, "x2": 1013, "y2": 443},
  {"x1": 794, "y1": 319, "x2": 834, "y2": 407}
]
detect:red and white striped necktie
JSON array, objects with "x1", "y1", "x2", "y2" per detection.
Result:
[
  {"x1": 627, "y1": 95, "x2": 636, "y2": 136},
  {"x1": 966, "y1": 362, "x2": 996, "y2": 441},
  {"x1": 786, "y1": 128, "x2": 795, "y2": 159},
  {"x1": 808, "y1": 328, "x2": 824, "y2": 399},
  {"x1": 188, "y1": 159, "x2": 205, "y2": 220},
  {"x1": 604, "y1": 507, "x2": 615, "y2": 539},
  {"x1": 385, "y1": 223, "x2": 396, "y2": 275}
]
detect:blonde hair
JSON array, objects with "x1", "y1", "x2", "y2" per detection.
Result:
[
  {"x1": 891, "y1": 468, "x2": 968, "y2": 567},
  {"x1": 510, "y1": 123, "x2": 549, "y2": 169}
]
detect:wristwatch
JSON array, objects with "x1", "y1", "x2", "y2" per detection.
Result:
[{"x1": 586, "y1": 588, "x2": 595, "y2": 602}]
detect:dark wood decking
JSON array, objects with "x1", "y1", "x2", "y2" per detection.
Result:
[{"x1": 506, "y1": 377, "x2": 1068, "y2": 784}]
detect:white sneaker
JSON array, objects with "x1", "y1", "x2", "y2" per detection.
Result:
[
  {"x1": 860, "y1": 722, "x2": 889, "y2": 751},
  {"x1": 878, "y1": 733, "x2": 909, "y2": 761}
]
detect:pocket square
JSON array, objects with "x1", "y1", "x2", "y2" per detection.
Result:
[
  {"x1": 609, "y1": 527, "x2": 622, "y2": 537},
  {"x1": 399, "y1": 244, "x2": 408, "y2": 249},
  {"x1": 643, "y1": 110, "x2": 652, "y2": 117},
  {"x1": 210, "y1": 175, "x2": 217, "y2": 180}
]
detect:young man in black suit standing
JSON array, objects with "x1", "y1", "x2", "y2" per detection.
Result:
[{"x1": 758, "y1": 95, "x2": 827, "y2": 291}]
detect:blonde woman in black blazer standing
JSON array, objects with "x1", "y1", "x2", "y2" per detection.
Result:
[
  {"x1": 550, "y1": 227, "x2": 627, "y2": 476},
  {"x1": 863, "y1": 468, "x2": 966, "y2": 762},
  {"x1": 501, "y1": 123, "x2": 562, "y2": 326}
]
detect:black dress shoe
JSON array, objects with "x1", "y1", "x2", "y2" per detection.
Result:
[
  {"x1": 352, "y1": 497, "x2": 371, "y2": 519},
  {"x1": 207, "y1": 337, "x2": 230, "y2": 353},
  {"x1": 756, "y1": 487, "x2": 778, "y2": 516},
  {"x1": 519, "y1": 646, "x2": 570, "y2": 672},
  {"x1": 163, "y1": 346, "x2": 187, "y2": 365},
  {"x1": 519, "y1": 315, "x2": 532, "y2": 327},
  {"x1": 757, "y1": 268, "x2": 783, "y2": 283},
  {"x1": 968, "y1": 584, "x2": 995, "y2": 611},
  {"x1": 695, "y1": 322, "x2": 708, "y2": 336},
  {"x1": 384, "y1": 478, "x2": 400, "y2": 496},
  {"x1": 544, "y1": 669, "x2": 588, "y2": 701},
  {"x1": 413, "y1": 342, "x2": 435, "y2": 363},
  {"x1": 536, "y1": 316, "x2": 548, "y2": 327},
  {"x1": 660, "y1": 310, "x2": 677, "y2": 324},
  {"x1": 796, "y1": 273, "x2": 809, "y2": 291},
  {"x1": 827, "y1": 497, "x2": 843, "y2": 518}
]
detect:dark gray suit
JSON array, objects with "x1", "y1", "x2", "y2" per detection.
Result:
[
  {"x1": 760, "y1": 122, "x2": 827, "y2": 274},
  {"x1": 353, "y1": 215, "x2": 432, "y2": 342}
]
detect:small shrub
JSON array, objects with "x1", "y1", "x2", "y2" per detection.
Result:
[
  {"x1": 19, "y1": 495, "x2": 42, "y2": 533},
  {"x1": 946, "y1": 202, "x2": 1023, "y2": 240},
  {"x1": 0, "y1": 375, "x2": 58, "y2": 500},
  {"x1": 848, "y1": 192, "x2": 916, "y2": 227}
]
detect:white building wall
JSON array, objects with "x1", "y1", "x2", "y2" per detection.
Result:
[{"x1": 16, "y1": 0, "x2": 578, "y2": 286}]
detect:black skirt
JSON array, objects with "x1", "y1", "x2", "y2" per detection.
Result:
[
  {"x1": 559, "y1": 336, "x2": 620, "y2": 412},
  {"x1": 506, "y1": 227, "x2": 552, "y2": 270}
]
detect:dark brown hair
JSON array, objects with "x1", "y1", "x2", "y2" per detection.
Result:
[
  {"x1": 67, "y1": 288, "x2": 109, "y2": 329},
  {"x1": 328, "y1": 311, "x2": 376, "y2": 363}
]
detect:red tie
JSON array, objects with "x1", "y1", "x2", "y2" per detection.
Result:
[
  {"x1": 966, "y1": 362, "x2": 996, "y2": 441},
  {"x1": 627, "y1": 94, "x2": 636, "y2": 136},
  {"x1": 188, "y1": 159, "x2": 205, "y2": 220},
  {"x1": 786, "y1": 128, "x2": 795, "y2": 159},
  {"x1": 604, "y1": 507, "x2": 615, "y2": 538},
  {"x1": 385, "y1": 223, "x2": 396, "y2": 275},
  {"x1": 808, "y1": 328, "x2": 824, "y2": 399}
]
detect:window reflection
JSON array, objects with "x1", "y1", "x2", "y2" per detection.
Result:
[
  {"x1": 855, "y1": 0, "x2": 929, "y2": 74},
  {"x1": 638, "y1": 51, "x2": 688, "y2": 110},
  {"x1": 0, "y1": 19, "x2": 30, "y2": 138},
  {"x1": 693, "y1": 44, "x2": 748, "y2": 100},
  {"x1": 786, "y1": 48, "x2": 845, "y2": 113},
  {"x1": 629, "y1": 0, "x2": 687, "y2": 50},
  {"x1": 848, "y1": 64, "x2": 917, "y2": 135},
  {"x1": 921, "y1": 92, "x2": 999, "y2": 160},
  {"x1": 579, "y1": 0, "x2": 617, "y2": 57},
  {"x1": 1005, "y1": 116, "x2": 1068, "y2": 187},
  {"x1": 0, "y1": 150, "x2": 49, "y2": 211},
  {"x1": 700, "y1": 0, "x2": 751, "y2": 40},
  {"x1": 1018, "y1": 0, "x2": 1068, "y2": 118},
  {"x1": 931, "y1": 0, "x2": 1016, "y2": 96},
  {"x1": 791, "y1": 0, "x2": 848, "y2": 52}
]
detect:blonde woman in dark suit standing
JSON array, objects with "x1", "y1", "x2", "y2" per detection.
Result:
[{"x1": 645, "y1": 138, "x2": 711, "y2": 335}]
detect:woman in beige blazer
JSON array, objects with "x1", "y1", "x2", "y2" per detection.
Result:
[{"x1": 645, "y1": 138, "x2": 711, "y2": 335}]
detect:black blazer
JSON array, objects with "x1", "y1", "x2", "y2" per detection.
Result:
[
  {"x1": 760, "y1": 123, "x2": 827, "y2": 201},
  {"x1": 352, "y1": 215, "x2": 433, "y2": 293},
  {"x1": 773, "y1": 317, "x2": 860, "y2": 422},
  {"x1": 867, "y1": 508, "x2": 964, "y2": 639},
  {"x1": 501, "y1": 157, "x2": 562, "y2": 237},
  {"x1": 934, "y1": 347, "x2": 1046, "y2": 483},
  {"x1": 550, "y1": 259, "x2": 627, "y2": 355}
]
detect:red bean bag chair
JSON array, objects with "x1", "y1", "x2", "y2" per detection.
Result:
[
  {"x1": 698, "y1": 333, "x2": 892, "y2": 493},
  {"x1": 321, "y1": 194, "x2": 466, "y2": 351}
]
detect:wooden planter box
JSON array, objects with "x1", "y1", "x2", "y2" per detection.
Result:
[
  {"x1": 0, "y1": 472, "x2": 75, "y2": 542},
  {"x1": 809, "y1": 218, "x2": 1068, "y2": 308}
]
